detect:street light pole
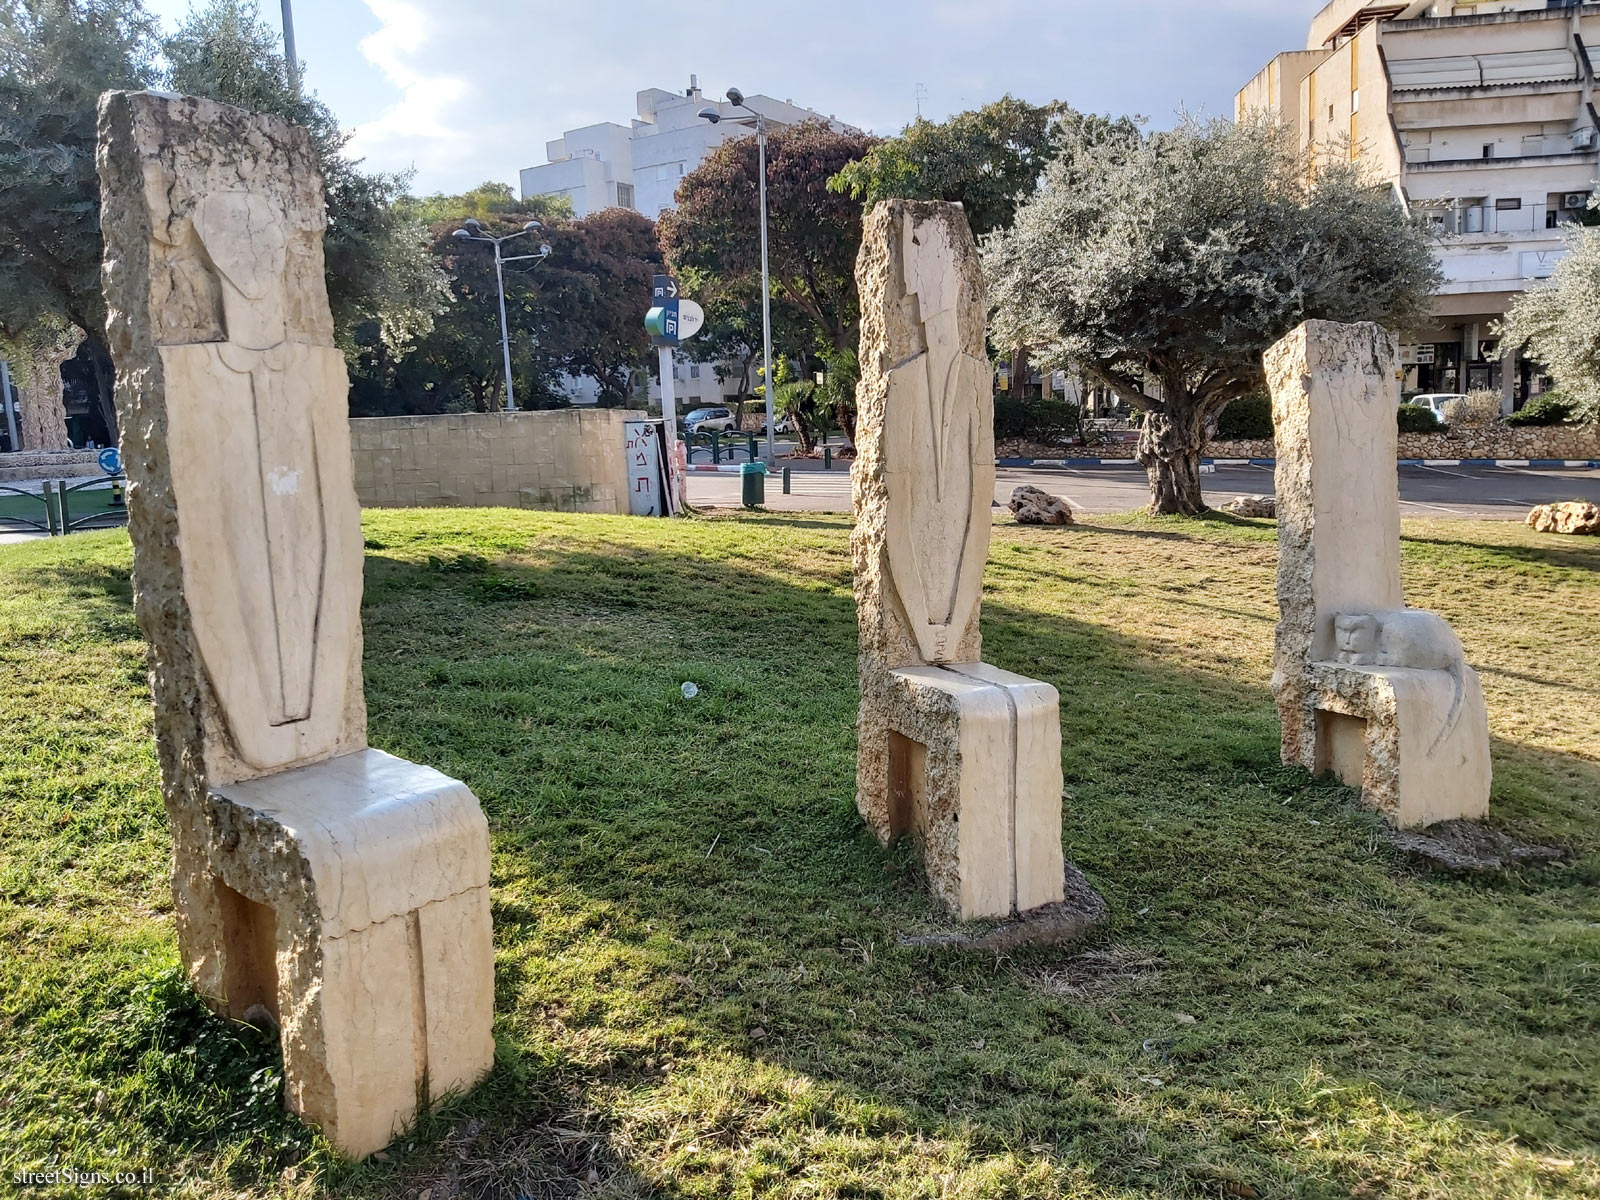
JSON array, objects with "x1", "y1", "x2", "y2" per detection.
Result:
[
  {"x1": 493, "y1": 245, "x2": 515, "y2": 411},
  {"x1": 280, "y1": 0, "x2": 300, "y2": 95},
  {"x1": 754, "y1": 115, "x2": 775, "y2": 465},
  {"x1": 699, "y1": 88, "x2": 777, "y2": 464},
  {"x1": 452, "y1": 220, "x2": 552, "y2": 413}
]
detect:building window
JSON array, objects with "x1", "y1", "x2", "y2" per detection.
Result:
[
  {"x1": 1351, "y1": 88, "x2": 1359, "y2": 114},
  {"x1": 1494, "y1": 198, "x2": 1522, "y2": 211},
  {"x1": 689, "y1": 364, "x2": 700, "y2": 379},
  {"x1": 616, "y1": 182, "x2": 635, "y2": 209},
  {"x1": 1481, "y1": 144, "x2": 1494, "y2": 160}
]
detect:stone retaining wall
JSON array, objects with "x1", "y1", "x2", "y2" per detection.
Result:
[
  {"x1": 350, "y1": 409, "x2": 630, "y2": 514},
  {"x1": 0, "y1": 449, "x2": 102, "y2": 483},
  {"x1": 998, "y1": 423, "x2": 1599, "y2": 463}
]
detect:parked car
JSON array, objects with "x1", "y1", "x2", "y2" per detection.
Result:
[
  {"x1": 683, "y1": 406, "x2": 738, "y2": 435},
  {"x1": 758, "y1": 416, "x2": 795, "y2": 435},
  {"x1": 1408, "y1": 393, "x2": 1467, "y2": 417}
]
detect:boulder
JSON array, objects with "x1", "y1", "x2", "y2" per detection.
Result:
[
  {"x1": 1526, "y1": 501, "x2": 1599, "y2": 536},
  {"x1": 1223, "y1": 494, "x2": 1276, "y2": 518},
  {"x1": 1009, "y1": 485, "x2": 1074, "y2": 525}
]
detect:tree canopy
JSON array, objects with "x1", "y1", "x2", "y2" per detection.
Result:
[
  {"x1": 1501, "y1": 221, "x2": 1600, "y2": 423},
  {"x1": 986, "y1": 114, "x2": 1440, "y2": 514},
  {"x1": 350, "y1": 195, "x2": 659, "y2": 415},
  {"x1": 828, "y1": 96, "x2": 1076, "y2": 238},
  {"x1": 659, "y1": 121, "x2": 878, "y2": 361}
]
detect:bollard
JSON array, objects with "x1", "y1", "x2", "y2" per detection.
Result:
[
  {"x1": 782, "y1": 467, "x2": 792, "y2": 495},
  {"x1": 823, "y1": 446, "x2": 833, "y2": 471},
  {"x1": 41, "y1": 480, "x2": 57, "y2": 536},
  {"x1": 748, "y1": 434, "x2": 758, "y2": 462},
  {"x1": 110, "y1": 479, "x2": 127, "y2": 508},
  {"x1": 709, "y1": 431, "x2": 722, "y2": 463},
  {"x1": 740, "y1": 460, "x2": 767, "y2": 508}
]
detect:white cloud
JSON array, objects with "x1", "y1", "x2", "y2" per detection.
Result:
[{"x1": 340, "y1": 0, "x2": 1320, "y2": 196}]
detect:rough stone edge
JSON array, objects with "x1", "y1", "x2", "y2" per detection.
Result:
[{"x1": 896, "y1": 861, "x2": 1107, "y2": 953}]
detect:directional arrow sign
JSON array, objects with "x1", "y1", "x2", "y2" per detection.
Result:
[
  {"x1": 675, "y1": 299, "x2": 705, "y2": 341},
  {"x1": 653, "y1": 274, "x2": 679, "y2": 302}
]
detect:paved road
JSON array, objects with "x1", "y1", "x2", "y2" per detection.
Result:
[{"x1": 690, "y1": 462, "x2": 1600, "y2": 520}]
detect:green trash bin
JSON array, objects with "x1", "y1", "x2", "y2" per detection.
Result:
[{"x1": 740, "y1": 460, "x2": 767, "y2": 508}]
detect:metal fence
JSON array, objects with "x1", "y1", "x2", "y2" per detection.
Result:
[{"x1": 0, "y1": 477, "x2": 128, "y2": 536}]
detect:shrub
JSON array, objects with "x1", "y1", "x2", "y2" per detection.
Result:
[
  {"x1": 1440, "y1": 390, "x2": 1502, "y2": 428},
  {"x1": 1215, "y1": 392, "x2": 1273, "y2": 440},
  {"x1": 994, "y1": 396, "x2": 1082, "y2": 444},
  {"x1": 1397, "y1": 403, "x2": 1443, "y2": 433},
  {"x1": 1505, "y1": 391, "x2": 1576, "y2": 427}
]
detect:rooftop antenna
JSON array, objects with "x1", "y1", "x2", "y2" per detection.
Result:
[{"x1": 915, "y1": 82, "x2": 927, "y2": 119}]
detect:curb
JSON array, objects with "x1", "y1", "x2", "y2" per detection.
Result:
[
  {"x1": 993, "y1": 457, "x2": 1600, "y2": 470},
  {"x1": 691, "y1": 458, "x2": 1600, "y2": 473}
]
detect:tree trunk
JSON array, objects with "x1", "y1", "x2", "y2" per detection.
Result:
[
  {"x1": 83, "y1": 333, "x2": 119, "y2": 446},
  {"x1": 1136, "y1": 404, "x2": 1209, "y2": 516},
  {"x1": 1009, "y1": 344, "x2": 1030, "y2": 397}
]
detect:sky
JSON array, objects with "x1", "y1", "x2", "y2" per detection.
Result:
[{"x1": 141, "y1": 0, "x2": 1325, "y2": 198}]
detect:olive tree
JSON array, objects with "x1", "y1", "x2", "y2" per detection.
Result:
[
  {"x1": 1501, "y1": 221, "x2": 1600, "y2": 422},
  {"x1": 986, "y1": 115, "x2": 1439, "y2": 514}
]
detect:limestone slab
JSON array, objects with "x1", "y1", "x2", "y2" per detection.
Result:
[
  {"x1": 98, "y1": 90, "x2": 495, "y2": 1160},
  {"x1": 1267, "y1": 320, "x2": 1492, "y2": 829},
  {"x1": 852, "y1": 201, "x2": 1073, "y2": 923}
]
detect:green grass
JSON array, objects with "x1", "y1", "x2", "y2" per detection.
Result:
[{"x1": 0, "y1": 508, "x2": 1596, "y2": 1199}]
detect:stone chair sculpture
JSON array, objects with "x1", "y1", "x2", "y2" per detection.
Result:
[
  {"x1": 98, "y1": 91, "x2": 494, "y2": 1158},
  {"x1": 852, "y1": 200, "x2": 1066, "y2": 922},
  {"x1": 1267, "y1": 320, "x2": 1491, "y2": 828}
]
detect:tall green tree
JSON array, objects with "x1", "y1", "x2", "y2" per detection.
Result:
[
  {"x1": 351, "y1": 196, "x2": 657, "y2": 415},
  {"x1": 659, "y1": 120, "x2": 878, "y2": 368},
  {"x1": 828, "y1": 96, "x2": 1073, "y2": 239},
  {"x1": 166, "y1": 0, "x2": 447, "y2": 357},
  {"x1": 0, "y1": 0, "x2": 162, "y2": 440},
  {"x1": 1501, "y1": 220, "x2": 1600, "y2": 422},
  {"x1": 987, "y1": 114, "x2": 1439, "y2": 515}
]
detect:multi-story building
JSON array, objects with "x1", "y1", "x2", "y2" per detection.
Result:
[
  {"x1": 1239, "y1": 0, "x2": 1599, "y2": 406},
  {"x1": 521, "y1": 77, "x2": 857, "y2": 220}
]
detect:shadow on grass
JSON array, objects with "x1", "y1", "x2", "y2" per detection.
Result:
[
  {"x1": 10, "y1": 525, "x2": 1595, "y2": 1198},
  {"x1": 349, "y1": 531, "x2": 1597, "y2": 1199}
]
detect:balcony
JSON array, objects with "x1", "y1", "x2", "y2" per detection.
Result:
[{"x1": 1406, "y1": 149, "x2": 1599, "y2": 171}]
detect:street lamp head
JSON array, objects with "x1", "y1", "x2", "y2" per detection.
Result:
[
  {"x1": 725, "y1": 86, "x2": 744, "y2": 107},
  {"x1": 697, "y1": 106, "x2": 721, "y2": 124},
  {"x1": 524, "y1": 220, "x2": 543, "y2": 232},
  {"x1": 462, "y1": 217, "x2": 481, "y2": 230},
  {"x1": 538, "y1": 244, "x2": 552, "y2": 258},
  {"x1": 451, "y1": 228, "x2": 471, "y2": 240}
]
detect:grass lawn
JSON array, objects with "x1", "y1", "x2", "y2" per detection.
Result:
[{"x1": 0, "y1": 508, "x2": 1595, "y2": 1199}]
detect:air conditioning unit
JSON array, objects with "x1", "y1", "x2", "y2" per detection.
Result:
[
  {"x1": 1574, "y1": 128, "x2": 1596, "y2": 150},
  {"x1": 1564, "y1": 192, "x2": 1592, "y2": 210}
]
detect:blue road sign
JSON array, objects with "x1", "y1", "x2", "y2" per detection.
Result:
[
  {"x1": 649, "y1": 274, "x2": 681, "y2": 346},
  {"x1": 98, "y1": 447, "x2": 122, "y2": 476}
]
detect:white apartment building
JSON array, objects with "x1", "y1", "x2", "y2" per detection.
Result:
[
  {"x1": 1239, "y1": 0, "x2": 1600, "y2": 406},
  {"x1": 521, "y1": 77, "x2": 858, "y2": 220}
]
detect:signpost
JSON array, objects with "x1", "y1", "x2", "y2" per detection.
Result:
[{"x1": 644, "y1": 274, "x2": 704, "y2": 515}]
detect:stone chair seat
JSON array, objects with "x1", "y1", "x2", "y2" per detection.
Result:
[
  {"x1": 875, "y1": 663, "x2": 1065, "y2": 920},
  {"x1": 202, "y1": 749, "x2": 494, "y2": 1159},
  {"x1": 1303, "y1": 660, "x2": 1491, "y2": 828}
]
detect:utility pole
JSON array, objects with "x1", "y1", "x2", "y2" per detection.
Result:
[{"x1": 281, "y1": 0, "x2": 300, "y2": 95}]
